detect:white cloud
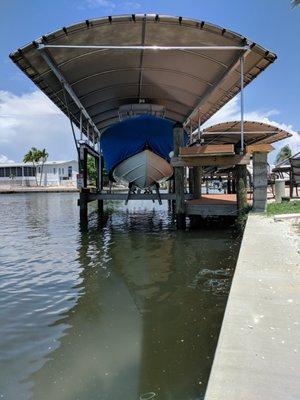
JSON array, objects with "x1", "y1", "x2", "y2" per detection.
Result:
[
  {"x1": 0, "y1": 154, "x2": 15, "y2": 164},
  {"x1": 1, "y1": 89, "x2": 298, "y2": 165},
  {"x1": 203, "y1": 96, "x2": 300, "y2": 161},
  {"x1": 122, "y1": 1, "x2": 141, "y2": 8},
  {"x1": 84, "y1": 0, "x2": 116, "y2": 9},
  {"x1": 0, "y1": 90, "x2": 76, "y2": 162},
  {"x1": 81, "y1": 0, "x2": 140, "y2": 10}
]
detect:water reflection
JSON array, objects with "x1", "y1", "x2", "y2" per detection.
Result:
[{"x1": 0, "y1": 195, "x2": 241, "y2": 400}]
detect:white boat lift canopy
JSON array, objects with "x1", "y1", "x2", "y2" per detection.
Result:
[{"x1": 10, "y1": 14, "x2": 276, "y2": 146}]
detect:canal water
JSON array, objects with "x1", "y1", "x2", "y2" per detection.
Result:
[{"x1": 0, "y1": 193, "x2": 242, "y2": 400}]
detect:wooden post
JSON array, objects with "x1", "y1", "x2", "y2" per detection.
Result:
[
  {"x1": 253, "y1": 152, "x2": 268, "y2": 212},
  {"x1": 83, "y1": 148, "x2": 88, "y2": 188},
  {"x1": 205, "y1": 179, "x2": 209, "y2": 194},
  {"x1": 171, "y1": 176, "x2": 176, "y2": 212},
  {"x1": 232, "y1": 178, "x2": 236, "y2": 194},
  {"x1": 79, "y1": 145, "x2": 88, "y2": 230},
  {"x1": 173, "y1": 122, "x2": 186, "y2": 229},
  {"x1": 188, "y1": 168, "x2": 194, "y2": 194},
  {"x1": 235, "y1": 165, "x2": 248, "y2": 213},
  {"x1": 227, "y1": 173, "x2": 232, "y2": 194},
  {"x1": 97, "y1": 151, "x2": 104, "y2": 217},
  {"x1": 193, "y1": 166, "x2": 202, "y2": 199},
  {"x1": 79, "y1": 192, "x2": 88, "y2": 231},
  {"x1": 167, "y1": 179, "x2": 172, "y2": 211},
  {"x1": 95, "y1": 154, "x2": 100, "y2": 188}
]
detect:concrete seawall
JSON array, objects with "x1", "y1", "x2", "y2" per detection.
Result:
[
  {"x1": 0, "y1": 187, "x2": 78, "y2": 194},
  {"x1": 205, "y1": 214, "x2": 300, "y2": 400}
]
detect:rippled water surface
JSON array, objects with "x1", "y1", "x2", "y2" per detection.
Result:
[{"x1": 0, "y1": 193, "x2": 241, "y2": 400}]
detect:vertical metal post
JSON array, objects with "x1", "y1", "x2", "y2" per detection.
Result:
[
  {"x1": 198, "y1": 111, "x2": 201, "y2": 141},
  {"x1": 189, "y1": 120, "x2": 193, "y2": 144},
  {"x1": 78, "y1": 144, "x2": 88, "y2": 231},
  {"x1": 97, "y1": 139, "x2": 104, "y2": 217},
  {"x1": 79, "y1": 111, "x2": 83, "y2": 141},
  {"x1": 240, "y1": 55, "x2": 244, "y2": 153},
  {"x1": 83, "y1": 148, "x2": 88, "y2": 188},
  {"x1": 173, "y1": 122, "x2": 186, "y2": 230}
]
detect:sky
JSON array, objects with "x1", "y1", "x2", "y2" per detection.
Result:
[{"x1": 0, "y1": 0, "x2": 299, "y2": 164}]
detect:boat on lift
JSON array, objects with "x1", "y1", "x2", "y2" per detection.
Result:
[
  {"x1": 100, "y1": 105, "x2": 183, "y2": 190},
  {"x1": 113, "y1": 149, "x2": 173, "y2": 189}
]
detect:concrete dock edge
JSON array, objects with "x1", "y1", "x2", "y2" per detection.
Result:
[{"x1": 204, "y1": 213, "x2": 300, "y2": 400}]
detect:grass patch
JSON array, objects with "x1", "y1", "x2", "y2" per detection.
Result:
[{"x1": 267, "y1": 201, "x2": 300, "y2": 216}]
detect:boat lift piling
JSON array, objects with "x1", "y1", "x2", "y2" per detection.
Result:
[
  {"x1": 173, "y1": 123, "x2": 186, "y2": 229},
  {"x1": 78, "y1": 141, "x2": 103, "y2": 230}
]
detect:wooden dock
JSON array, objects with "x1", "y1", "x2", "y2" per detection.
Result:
[
  {"x1": 75, "y1": 123, "x2": 275, "y2": 229},
  {"x1": 186, "y1": 194, "x2": 241, "y2": 217}
]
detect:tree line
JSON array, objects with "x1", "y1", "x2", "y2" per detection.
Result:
[{"x1": 23, "y1": 147, "x2": 49, "y2": 186}]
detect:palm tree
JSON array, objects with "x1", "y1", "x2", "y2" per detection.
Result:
[
  {"x1": 23, "y1": 147, "x2": 39, "y2": 186},
  {"x1": 87, "y1": 155, "x2": 97, "y2": 186},
  {"x1": 292, "y1": 0, "x2": 300, "y2": 6},
  {"x1": 38, "y1": 149, "x2": 49, "y2": 186},
  {"x1": 276, "y1": 145, "x2": 292, "y2": 164}
]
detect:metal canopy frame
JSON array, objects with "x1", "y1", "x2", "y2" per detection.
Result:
[
  {"x1": 240, "y1": 55, "x2": 244, "y2": 152},
  {"x1": 38, "y1": 44, "x2": 249, "y2": 51},
  {"x1": 39, "y1": 46, "x2": 101, "y2": 140},
  {"x1": 37, "y1": 42, "x2": 248, "y2": 148},
  {"x1": 10, "y1": 14, "x2": 277, "y2": 149}
]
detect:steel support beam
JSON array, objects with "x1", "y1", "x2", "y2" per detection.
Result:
[
  {"x1": 37, "y1": 44, "x2": 101, "y2": 139},
  {"x1": 184, "y1": 48, "x2": 249, "y2": 129},
  {"x1": 240, "y1": 55, "x2": 245, "y2": 153},
  {"x1": 198, "y1": 112, "x2": 201, "y2": 141},
  {"x1": 39, "y1": 44, "x2": 249, "y2": 51}
]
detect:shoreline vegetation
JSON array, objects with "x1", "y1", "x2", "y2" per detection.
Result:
[{"x1": 267, "y1": 200, "x2": 300, "y2": 216}]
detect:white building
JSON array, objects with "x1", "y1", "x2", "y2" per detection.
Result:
[{"x1": 0, "y1": 160, "x2": 78, "y2": 187}]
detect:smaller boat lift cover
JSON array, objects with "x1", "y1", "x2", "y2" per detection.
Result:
[
  {"x1": 100, "y1": 115, "x2": 186, "y2": 173},
  {"x1": 201, "y1": 121, "x2": 293, "y2": 145}
]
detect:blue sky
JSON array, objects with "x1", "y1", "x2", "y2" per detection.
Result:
[{"x1": 0, "y1": 0, "x2": 299, "y2": 162}]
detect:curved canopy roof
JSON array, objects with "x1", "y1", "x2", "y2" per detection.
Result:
[
  {"x1": 10, "y1": 14, "x2": 276, "y2": 141},
  {"x1": 201, "y1": 120, "x2": 293, "y2": 145}
]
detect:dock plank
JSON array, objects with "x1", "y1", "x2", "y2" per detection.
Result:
[
  {"x1": 180, "y1": 144, "x2": 235, "y2": 156},
  {"x1": 171, "y1": 154, "x2": 251, "y2": 167}
]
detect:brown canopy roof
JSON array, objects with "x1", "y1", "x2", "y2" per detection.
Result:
[
  {"x1": 10, "y1": 14, "x2": 276, "y2": 140},
  {"x1": 202, "y1": 120, "x2": 293, "y2": 145}
]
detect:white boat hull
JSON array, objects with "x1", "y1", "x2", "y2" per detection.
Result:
[{"x1": 113, "y1": 149, "x2": 173, "y2": 189}]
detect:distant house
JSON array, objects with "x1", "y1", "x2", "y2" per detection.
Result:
[{"x1": 0, "y1": 160, "x2": 78, "y2": 187}]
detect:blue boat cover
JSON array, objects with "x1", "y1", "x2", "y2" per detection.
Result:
[{"x1": 100, "y1": 115, "x2": 186, "y2": 174}]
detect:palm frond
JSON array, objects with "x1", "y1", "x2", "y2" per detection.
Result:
[{"x1": 292, "y1": 0, "x2": 300, "y2": 7}]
